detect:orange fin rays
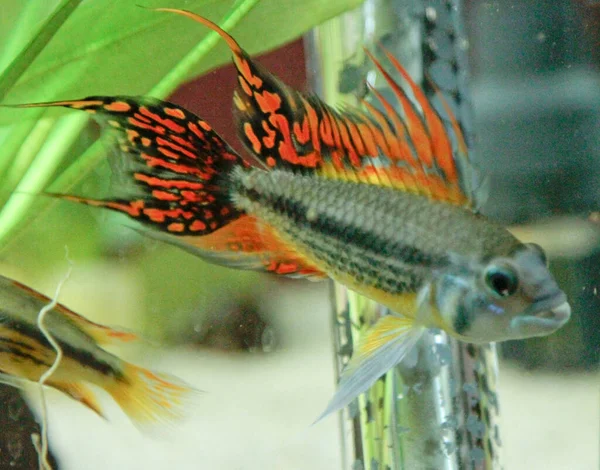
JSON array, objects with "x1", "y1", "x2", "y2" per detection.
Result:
[
  {"x1": 152, "y1": 8, "x2": 243, "y2": 54},
  {"x1": 47, "y1": 381, "x2": 106, "y2": 418},
  {"x1": 378, "y1": 47, "x2": 458, "y2": 181},
  {"x1": 153, "y1": 215, "x2": 327, "y2": 280},
  {"x1": 106, "y1": 363, "x2": 201, "y2": 431},
  {"x1": 162, "y1": 9, "x2": 472, "y2": 206}
]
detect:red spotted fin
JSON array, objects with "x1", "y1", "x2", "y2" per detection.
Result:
[
  {"x1": 11, "y1": 96, "x2": 324, "y2": 280},
  {"x1": 158, "y1": 9, "x2": 472, "y2": 206}
]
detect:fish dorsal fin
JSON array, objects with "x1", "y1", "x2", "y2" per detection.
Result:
[
  {"x1": 54, "y1": 304, "x2": 139, "y2": 345},
  {"x1": 156, "y1": 9, "x2": 473, "y2": 207},
  {"x1": 10, "y1": 279, "x2": 139, "y2": 345}
]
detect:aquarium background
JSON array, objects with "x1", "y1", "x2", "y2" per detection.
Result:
[{"x1": 0, "y1": 0, "x2": 598, "y2": 469}]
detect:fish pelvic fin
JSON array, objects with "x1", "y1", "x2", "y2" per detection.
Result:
[
  {"x1": 105, "y1": 362, "x2": 200, "y2": 431},
  {"x1": 316, "y1": 315, "x2": 424, "y2": 422},
  {"x1": 15, "y1": 95, "x2": 248, "y2": 237}
]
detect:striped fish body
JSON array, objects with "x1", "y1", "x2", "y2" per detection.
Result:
[
  {"x1": 0, "y1": 276, "x2": 126, "y2": 387},
  {"x1": 231, "y1": 167, "x2": 518, "y2": 317},
  {"x1": 0, "y1": 275, "x2": 196, "y2": 428}
]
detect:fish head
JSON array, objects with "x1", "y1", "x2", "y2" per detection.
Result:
[{"x1": 433, "y1": 243, "x2": 571, "y2": 343}]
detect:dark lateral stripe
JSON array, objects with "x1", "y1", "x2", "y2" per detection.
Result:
[
  {"x1": 293, "y1": 222, "x2": 421, "y2": 294},
  {"x1": 0, "y1": 336, "x2": 36, "y2": 352},
  {"x1": 242, "y1": 187, "x2": 448, "y2": 268},
  {"x1": 0, "y1": 342, "x2": 51, "y2": 368},
  {"x1": 453, "y1": 303, "x2": 472, "y2": 335},
  {"x1": 0, "y1": 316, "x2": 123, "y2": 380}
]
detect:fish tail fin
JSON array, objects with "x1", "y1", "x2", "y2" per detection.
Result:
[
  {"x1": 104, "y1": 362, "x2": 200, "y2": 431},
  {"x1": 316, "y1": 315, "x2": 424, "y2": 422},
  {"x1": 13, "y1": 96, "x2": 248, "y2": 237}
]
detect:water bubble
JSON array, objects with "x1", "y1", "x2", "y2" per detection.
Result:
[
  {"x1": 441, "y1": 415, "x2": 458, "y2": 430},
  {"x1": 470, "y1": 447, "x2": 485, "y2": 465},
  {"x1": 425, "y1": 6, "x2": 437, "y2": 22},
  {"x1": 466, "y1": 415, "x2": 485, "y2": 438}
]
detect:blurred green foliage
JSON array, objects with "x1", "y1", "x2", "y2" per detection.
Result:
[{"x1": 0, "y1": 0, "x2": 363, "y2": 340}]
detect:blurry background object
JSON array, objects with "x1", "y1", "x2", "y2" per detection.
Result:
[
  {"x1": 0, "y1": 0, "x2": 598, "y2": 468},
  {"x1": 466, "y1": 0, "x2": 600, "y2": 369},
  {"x1": 308, "y1": 0, "x2": 504, "y2": 468},
  {"x1": 0, "y1": 384, "x2": 59, "y2": 469}
]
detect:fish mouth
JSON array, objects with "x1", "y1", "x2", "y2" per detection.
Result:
[
  {"x1": 534, "y1": 302, "x2": 571, "y2": 322},
  {"x1": 510, "y1": 293, "x2": 571, "y2": 336}
]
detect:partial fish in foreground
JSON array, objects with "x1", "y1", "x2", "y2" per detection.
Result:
[
  {"x1": 9, "y1": 9, "x2": 571, "y2": 420},
  {"x1": 0, "y1": 274, "x2": 196, "y2": 429}
]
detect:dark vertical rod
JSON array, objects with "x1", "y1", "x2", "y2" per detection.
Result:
[{"x1": 306, "y1": 0, "x2": 502, "y2": 468}]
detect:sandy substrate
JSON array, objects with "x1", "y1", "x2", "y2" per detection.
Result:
[{"x1": 22, "y1": 281, "x2": 599, "y2": 470}]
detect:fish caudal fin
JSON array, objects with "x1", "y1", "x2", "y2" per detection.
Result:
[
  {"x1": 316, "y1": 315, "x2": 424, "y2": 422},
  {"x1": 105, "y1": 362, "x2": 199, "y2": 431},
  {"x1": 15, "y1": 96, "x2": 247, "y2": 237},
  {"x1": 13, "y1": 94, "x2": 326, "y2": 279}
]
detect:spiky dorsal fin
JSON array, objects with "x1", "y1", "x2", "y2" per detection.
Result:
[{"x1": 157, "y1": 8, "x2": 474, "y2": 207}]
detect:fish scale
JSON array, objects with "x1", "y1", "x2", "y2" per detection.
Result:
[{"x1": 231, "y1": 167, "x2": 518, "y2": 297}]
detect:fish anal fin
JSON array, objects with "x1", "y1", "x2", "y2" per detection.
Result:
[
  {"x1": 48, "y1": 380, "x2": 105, "y2": 418},
  {"x1": 187, "y1": 216, "x2": 327, "y2": 280},
  {"x1": 316, "y1": 315, "x2": 424, "y2": 421}
]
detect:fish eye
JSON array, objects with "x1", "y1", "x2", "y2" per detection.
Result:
[{"x1": 484, "y1": 265, "x2": 519, "y2": 298}]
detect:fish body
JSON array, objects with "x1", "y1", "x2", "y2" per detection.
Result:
[
  {"x1": 231, "y1": 167, "x2": 517, "y2": 310},
  {"x1": 9, "y1": 9, "x2": 571, "y2": 419},
  {"x1": 0, "y1": 275, "x2": 195, "y2": 428}
]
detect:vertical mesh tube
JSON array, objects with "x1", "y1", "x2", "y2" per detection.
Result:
[{"x1": 305, "y1": 1, "x2": 502, "y2": 468}]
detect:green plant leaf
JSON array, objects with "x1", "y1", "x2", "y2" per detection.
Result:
[
  {"x1": 0, "y1": 0, "x2": 363, "y2": 252},
  {"x1": 0, "y1": 0, "x2": 363, "y2": 124},
  {"x1": 0, "y1": 0, "x2": 84, "y2": 102}
]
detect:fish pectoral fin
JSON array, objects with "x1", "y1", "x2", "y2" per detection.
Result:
[
  {"x1": 55, "y1": 304, "x2": 139, "y2": 345},
  {"x1": 105, "y1": 362, "x2": 201, "y2": 432},
  {"x1": 46, "y1": 380, "x2": 105, "y2": 419},
  {"x1": 316, "y1": 315, "x2": 424, "y2": 422}
]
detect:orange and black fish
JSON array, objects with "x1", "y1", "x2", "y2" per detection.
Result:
[
  {"x1": 11, "y1": 9, "x2": 571, "y2": 419},
  {"x1": 0, "y1": 274, "x2": 196, "y2": 428}
]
